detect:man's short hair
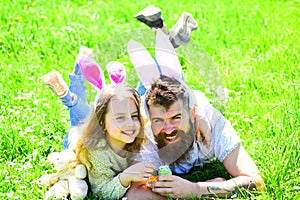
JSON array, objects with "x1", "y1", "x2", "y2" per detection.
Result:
[{"x1": 145, "y1": 75, "x2": 190, "y2": 110}]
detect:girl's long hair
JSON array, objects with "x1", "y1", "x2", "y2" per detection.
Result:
[{"x1": 76, "y1": 84, "x2": 146, "y2": 165}]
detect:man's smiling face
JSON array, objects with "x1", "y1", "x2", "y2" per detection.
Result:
[{"x1": 149, "y1": 99, "x2": 194, "y2": 164}]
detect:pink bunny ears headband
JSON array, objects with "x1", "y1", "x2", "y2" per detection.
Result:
[{"x1": 77, "y1": 46, "x2": 127, "y2": 91}]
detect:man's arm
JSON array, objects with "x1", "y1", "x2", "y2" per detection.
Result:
[
  {"x1": 222, "y1": 144, "x2": 265, "y2": 191},
  {"x1": 150, "y1": 144, "x2": 265, "y2": 199},
  {"x1": 193, "y1": 144, "x2": 265, "y2": 198},
  {"x1": 126, "y1": 144, "x2": 264, "y2": 199}
]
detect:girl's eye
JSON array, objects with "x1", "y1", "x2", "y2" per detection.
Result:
[{"x1": 116, "y1": 116, "x2": 125, "y2": 121}]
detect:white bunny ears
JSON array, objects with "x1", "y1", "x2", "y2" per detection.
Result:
[
  {"x1": 127, "y1": 29, "x2": 197, "y2": 111},
  {"x1": 127, "y1": 29, "x2": 183, "y2": 90},
  {"x1": 127, "y1": 39, "x2": 160, "y2": 89},
  {"x1": 154, "y1": 29, "x2": 182, "y2": 80}
]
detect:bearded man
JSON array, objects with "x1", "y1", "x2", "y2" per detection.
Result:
[{"x1": 127, "y1": 75, "x2": 265, "y2": 199}]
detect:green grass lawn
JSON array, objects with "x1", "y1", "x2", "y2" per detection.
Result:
[{"x1": 0, "y1": 0, "x2": 299, "y2": 199}]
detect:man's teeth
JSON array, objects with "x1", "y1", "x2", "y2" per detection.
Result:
[{"x1": 165, "y1": 135, "x2": 177, "y2": 140}]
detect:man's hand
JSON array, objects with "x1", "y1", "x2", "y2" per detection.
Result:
[
  {"x1": 190, "y1": 105, "x2": 211, "y2": 146},
  {"x1": 149, "y1": 175, "x2": 197, "y2": 199}
]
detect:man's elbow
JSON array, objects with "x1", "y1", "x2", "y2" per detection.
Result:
[
  {"x1": 252, "y1": 173, "x2": 266, "y2": 192},
  {"x1": 125, "y1": 182, "x2": 167, "y2": 200}
]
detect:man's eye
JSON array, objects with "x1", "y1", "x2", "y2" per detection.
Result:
[
  {"x1": 152, "y1": 118, "x2": 163, "y2": 123},
  {"x1": 173, "y1": 115, "x2": 182, "y2": 120},
  {"x1": 132, "y1": 114, "x2": 139, "y2": 120}
]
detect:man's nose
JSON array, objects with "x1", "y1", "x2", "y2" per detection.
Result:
[{"x1": 163, "y1": 121, "x2": 174, "y2": 134}]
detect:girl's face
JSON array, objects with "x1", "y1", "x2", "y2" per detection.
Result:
[{"x1": 104, "y1": 96, "x2": 141, "y2": 150}]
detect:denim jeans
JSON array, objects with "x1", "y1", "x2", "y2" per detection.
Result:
[{"x1": 63, "y1": 74, "x2": 91, "y2": 149}]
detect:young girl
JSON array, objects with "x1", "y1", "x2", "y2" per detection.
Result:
[
  {"x1": 42, "y1": 51, "x2": 156, "y2": 199},
  {"x1": 76, "y1": 84, "x2": 156, "y2": 199}
]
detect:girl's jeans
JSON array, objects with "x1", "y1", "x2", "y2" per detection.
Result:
[{"x1": 63, "y1": 74, "x2": 91, "y2": 149}]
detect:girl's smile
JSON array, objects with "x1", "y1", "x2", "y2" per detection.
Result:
[{"x1": 105, "y1": 96, "x2": 141, "y2": 150}]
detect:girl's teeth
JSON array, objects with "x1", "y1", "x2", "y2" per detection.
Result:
[{"x1": 124, "y1": 131, "x2": 134, "y2": 135}]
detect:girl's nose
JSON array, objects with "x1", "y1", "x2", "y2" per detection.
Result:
[{"x1": 125, "y1": 118, "x2": 135, "y2": 128}]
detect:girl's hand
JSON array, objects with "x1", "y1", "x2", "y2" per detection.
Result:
[
  {"x1": 119, "y1": 162, "x2": 156, "y2": 187},
  {"x1": 190, "y1": 105, "x2": 211, "y2": 146}
]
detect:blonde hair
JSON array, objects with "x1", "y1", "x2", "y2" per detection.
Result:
[{"x1": 76, "y1": 84, "x2": 145, "y2": 164}]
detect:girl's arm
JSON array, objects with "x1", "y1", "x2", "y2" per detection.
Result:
[
  {"x1": 87, "y1": 154, "x2": 129, "y2": 199},
  {"x1": 87, "y1": 149, "x2": 156, "y2": 199}
]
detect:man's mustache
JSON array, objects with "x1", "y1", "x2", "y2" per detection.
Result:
[
  {"x1": 155, "y1": 129, "x2": 194, "y2": 165},
  {"x1": 156, "y1": 130, "x2": 180, "y2": 149}
]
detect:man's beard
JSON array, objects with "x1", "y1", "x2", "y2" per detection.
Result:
[{"x1": 155, "y1": 123, "x2": 195, "y2": 165}]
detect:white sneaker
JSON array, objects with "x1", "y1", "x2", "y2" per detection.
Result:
[
  {"x1": 135, "y1": 5, "x2": 164, "y2": 28},
  {"x1": 169, "y1": 12, "x2": 198, "y2": 48}
]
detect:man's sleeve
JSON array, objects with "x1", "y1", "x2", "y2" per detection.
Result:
[
  {"x1": 206, "y1": 104, "x2": 241, "y2": 162},
  {"x1": 193, "y1": 90, "x2": 241, "y2": 162},
  {"x1": 213, "y1": 118, "x2": 241, "y2": 162}
]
